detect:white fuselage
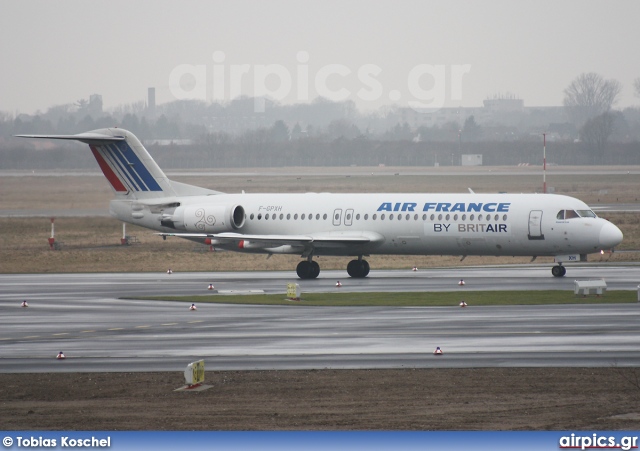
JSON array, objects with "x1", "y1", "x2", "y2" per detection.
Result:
[{"x1": 110, "y1": 191, "x2": 619, "y2": 258}]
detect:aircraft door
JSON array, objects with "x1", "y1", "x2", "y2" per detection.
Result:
[
  {"x1": 528, "y1": 210, "x2": 545, "y2": 240},
  {"x1": 332, "y1": 209, "x2": 343, "y2": 226},
  {"x1": 344, "y1": 209, "x2": 354, "y2": 226}
]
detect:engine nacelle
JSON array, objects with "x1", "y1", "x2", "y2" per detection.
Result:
[{"x1": 170, "y1": 204, "x2": 245, "y2": 233}]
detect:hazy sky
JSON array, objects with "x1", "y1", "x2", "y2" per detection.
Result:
[{"x1": 2, "y1": 0, "x2": 639, "y2": 115}]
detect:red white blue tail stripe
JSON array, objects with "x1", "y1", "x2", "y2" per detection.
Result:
[{"x1": 90, "y1": 140, "x2": 162, "y2": 192}]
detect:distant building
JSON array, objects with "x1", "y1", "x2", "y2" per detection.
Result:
[
  {"x1": 482, "y1": 94, "x2": 524, "y2": 113},
  {"x1": 461, "y1": 154, "x2": 483, "y2": 166}
]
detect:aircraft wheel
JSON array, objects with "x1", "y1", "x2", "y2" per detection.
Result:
[
  {"x1": 297, "y1": 260, "x2": 320, "y2": 279},
  {"x1": 347, "y1": 259, "x2": 369, "y2": 278},
  {"x1": 551, "y1": 265, "x2": 566, "y2": 277},
  {"x1": 310, "y1": 261, "x2": 320, "y2": 279},
  {"x1": 297, "y1": 261, "x2": 311, "y2": 279},
  {"x1": 362, "y1": 259, "x2": 370, "y2": 277}
]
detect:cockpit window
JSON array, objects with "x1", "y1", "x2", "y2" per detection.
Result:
[
  {"x1": 557, "y1": 209, "x2": 597, "y2": 220},
  {"x1": 577, "y1": 210, "x2": 597, "y2": 218}
]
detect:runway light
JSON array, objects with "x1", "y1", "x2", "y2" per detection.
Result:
[
  {"x1": 167, "y1": 269, "x2": 173, "y2": 274},
  {"x1": 56, "y1": 351, "x2": 66, "y2": 360},
  {"x1": 189, "y1": 303, "x2": 197, "y2": 311},
  {"x1": 336, "y1": 281, "x2": 342, "y2": 287},
  {"x1": 21, "y1": 300, "x2": 28, "y2": 308},
  {"x1": 207, "y1": 284, "x2": 214, "y2": 290},
  {"x1": 458, "y1": 279, "x2": 465, "y2": 286},
  {"x1": 412, "y1": 266, "x2": 418, "y2": 272},
  {"x1": 459, "y1": 301, "x2": 467, "y2": 307},
  {"x1": 433, "y1": 347, "x2": 443, "y2": 355}
]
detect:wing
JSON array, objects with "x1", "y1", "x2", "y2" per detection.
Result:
[{"x1": 157, "y1": 231, "x2": 384, "y2": 250}]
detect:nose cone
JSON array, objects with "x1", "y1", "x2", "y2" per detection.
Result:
[{"x1": 599, "y1": 221, "x2": 623, "y2": 249}]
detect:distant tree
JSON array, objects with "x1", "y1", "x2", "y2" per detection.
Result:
[
  {"x1": 75, "y1": 98, "x2": 89, "y2": 117},
  {"x1": 290, "y1": 122, "x2": 303, "y2": 140},
  {"x1": 385, "y1": 122, "x2": 412, "y2": 141},
  {"x1": 462, "y1": 115, "x2": 482, "y2": 141},
  {"x1": 121, "y1": 114, "x2": 140, "y2": 134},
  {"x1": 634, "y1": 78, "x2": 640, "y2": 98},
  {"x1": 78, "y1": 114, "x2": 96, "y2": 131},
  {"x1": 416, "y1": 125, "x2": 433, "y2": 142},
  {"x1": 563, "y1": 72, "x2": 621, "y2": 126},
  {"x1": 326, "y1": 119, "x2": 360, "y2": 140},
  {"x1": 579, "y1": 112, "x2": 615, "y2": 163},
  {"x1": 270, "y1": 120, "x2": 290, "y2": 142}
]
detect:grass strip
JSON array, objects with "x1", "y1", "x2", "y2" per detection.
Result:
[{"x1": 133, "y1": 290, "x2": 636, "y2": 307}]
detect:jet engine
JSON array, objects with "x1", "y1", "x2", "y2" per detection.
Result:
[{"x1": 161, "y1": 204, "x2": 245, "y2": 233}]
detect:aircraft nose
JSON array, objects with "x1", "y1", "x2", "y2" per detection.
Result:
[{"x1": 599, "y1": 221, "x2": 623, "y2": 249}]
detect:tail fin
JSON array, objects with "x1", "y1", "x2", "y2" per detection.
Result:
[{"x1": 16, "y1": 128, "x2": 218, "y2": 199}]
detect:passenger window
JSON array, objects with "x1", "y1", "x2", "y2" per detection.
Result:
[
  {"x1": 389, "y1": 214, "x2": 394, "y2": 220},
  {"x1": 323, "y1": 214, "x2": 328, "y2": 220},
  {"x1": 250, "y1": 213, "x2": 255, "y2": 220},
  {"x1": 280, "y1": 214, "x2": 284, "y2": 220},
  {"x1": 381, "y1": 214, "x2": 385, "y2": 220},
  {"x1": 294, "y1": 214, "x2": 298, "y2": 220},
  {"x1": 301, "y1": 214, "x2": 305, "y2": 220},
  {"x1": 373, "y1": 214, "x2": 377, "y2": 220},
  {"x1": 364, "y1": 214, "x2": 369, "y2": 220},
  {"x1": 287, "y1": 214, "x2": 291, "y2": 220},
  {"x1": 258, "y1": 214, "x2": 262, "y2": 220}
]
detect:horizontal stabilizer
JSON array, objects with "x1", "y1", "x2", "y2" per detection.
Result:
[{"x1": 15, "y1": 132, "x2": 125, "y2": 144}]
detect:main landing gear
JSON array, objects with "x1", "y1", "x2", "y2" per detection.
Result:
[
  {"x1": 551, "y1": 264, "x2": 567, "y2": 277},
  {"x1": 296, "y1": 260, "x2": 320, "y2": 279},
  {"x1": 347, "y1": 258, "x2": 370, "y2": 278},
  {"x1": 296, "y1": 257, "x2": 371, "y2": 279}
]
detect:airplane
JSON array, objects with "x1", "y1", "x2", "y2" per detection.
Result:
[{"x1": 17, "y1": 128, "x2": 623, "y2": 279}]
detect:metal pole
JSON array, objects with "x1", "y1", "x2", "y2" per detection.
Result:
[{"x1": 543, "y1": 133, "x2": 547, "y2": 194}]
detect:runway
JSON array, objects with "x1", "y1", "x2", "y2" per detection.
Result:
[{"x1": 1, "y1": 266, "x2": 639, "y2": 373}]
